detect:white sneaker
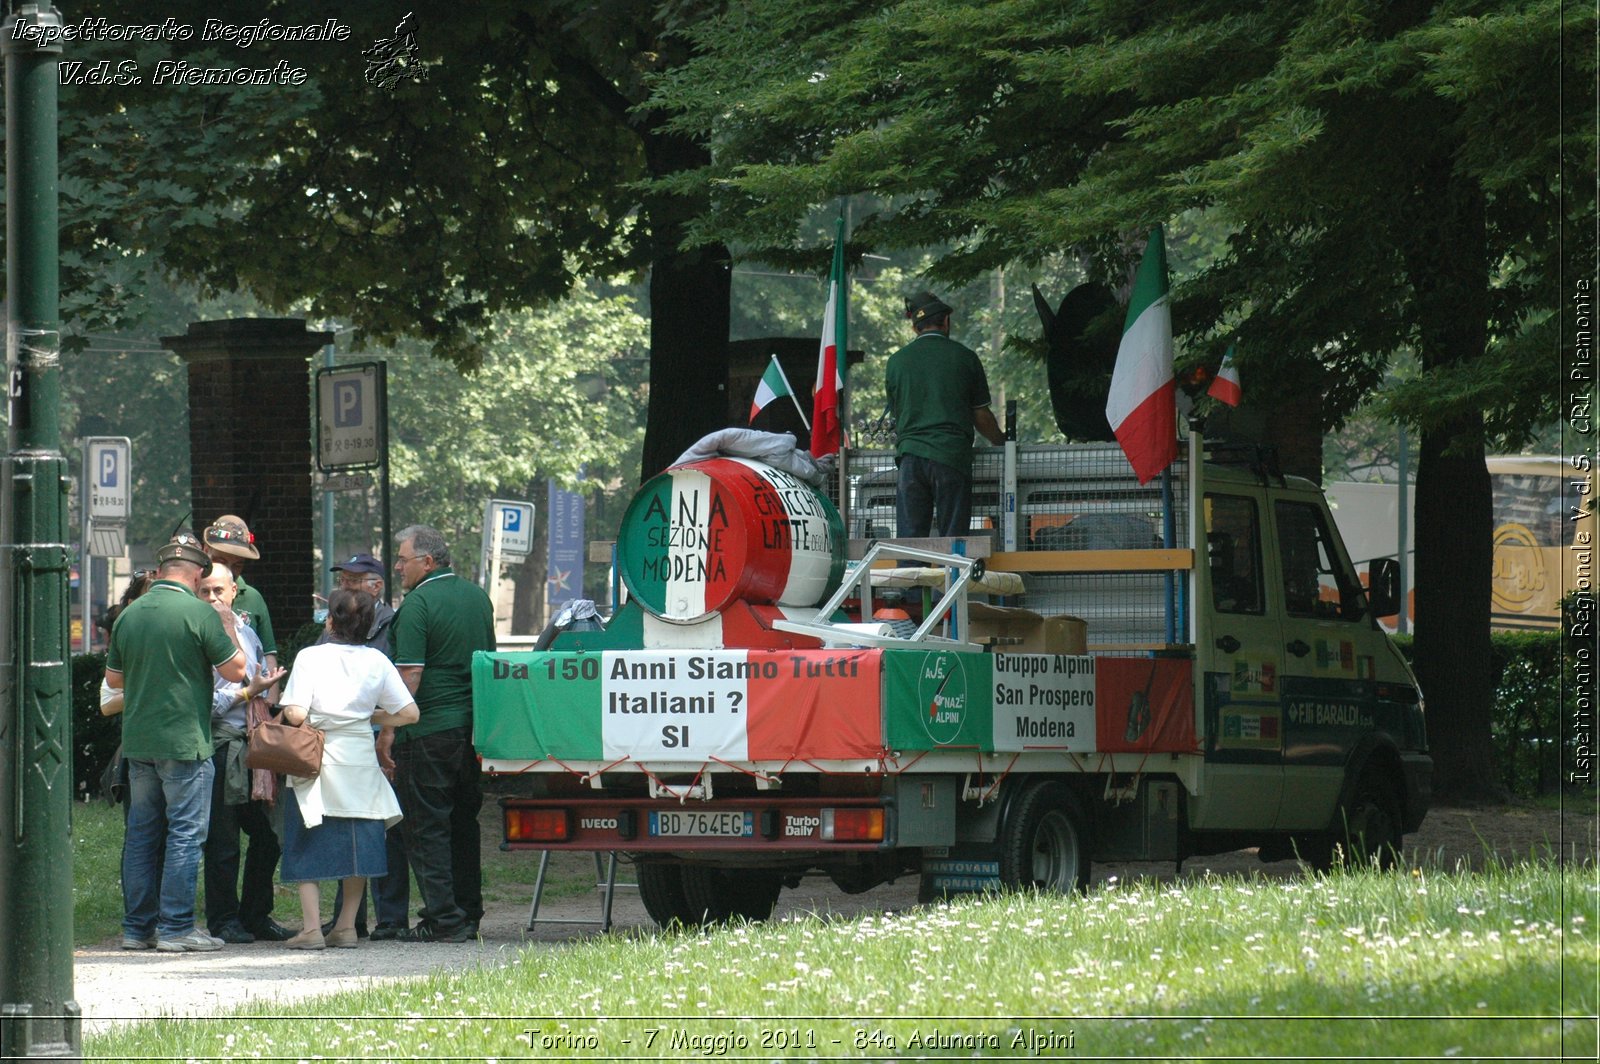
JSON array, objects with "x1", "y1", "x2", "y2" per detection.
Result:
[{"x1": 156, "y1": 929, "x2": 224, "y2": 953}]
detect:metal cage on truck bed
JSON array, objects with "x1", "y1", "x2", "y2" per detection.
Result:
[{"x1": 849, "y1": 441, "x2": 1194, "y2": 653}]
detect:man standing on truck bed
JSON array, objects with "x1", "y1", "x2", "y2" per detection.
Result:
[
  {"x1": 886, "y1": 290, "x2": 1006, "y2": 538},
  {"x1": 381, "y1": 525, "x2": 495, "y2": 942}
]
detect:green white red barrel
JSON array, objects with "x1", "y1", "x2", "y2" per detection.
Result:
[{"x1": 618, "y1": 458, "x2": 845, "y2": 623}]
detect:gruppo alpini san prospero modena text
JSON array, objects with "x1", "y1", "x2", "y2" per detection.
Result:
[{"x1": 9, "y1": 17, "x2": 352, "y2": 49}]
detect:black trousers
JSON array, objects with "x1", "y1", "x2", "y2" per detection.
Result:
[
  {"x1": 395, "y1": 726, "x2": 483, "y2": 931},
  {"x1": 203, "y1": 746, "x2": 280, "y2": 932}
]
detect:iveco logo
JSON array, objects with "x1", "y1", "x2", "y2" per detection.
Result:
[{"x1": 580, "y1": 817, "x2": 619, "y2": 830}]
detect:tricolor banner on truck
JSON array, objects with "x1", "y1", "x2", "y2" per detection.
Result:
[
  {"x1": 474, "y1": 649, "x2": 1197, "y2": 763},
  {"x1": 475, "y1": 649, "x2": 884, "y2": 762}
]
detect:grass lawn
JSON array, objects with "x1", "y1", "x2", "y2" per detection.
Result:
[{"x1": 85, "y1": 858, "x2": 1596, "y2": 1060}]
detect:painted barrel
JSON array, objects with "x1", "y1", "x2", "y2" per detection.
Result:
[{"x1": 618, "y1": 457, "x2": 846, "y2": 623}]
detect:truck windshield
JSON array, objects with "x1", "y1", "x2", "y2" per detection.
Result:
[{"x1": 1275, "y1": 500, "x2": 1366, "y2": 621}]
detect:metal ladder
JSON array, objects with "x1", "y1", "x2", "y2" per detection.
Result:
[{"x1": 525, "y1": 851, "x2": 636, "y2": 933}]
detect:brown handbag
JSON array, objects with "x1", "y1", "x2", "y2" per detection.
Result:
[{"x1": 246, "y1": 716, "x2": 325, "y2": 779}]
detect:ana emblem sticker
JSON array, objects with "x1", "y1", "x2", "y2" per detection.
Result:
[{"x1": 918, "y1": 651, "x2": 969, "y2": 746}]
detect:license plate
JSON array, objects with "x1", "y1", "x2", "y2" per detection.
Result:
[{"x1": 648, "y1": 810, "x2": 754, "y2": 838}]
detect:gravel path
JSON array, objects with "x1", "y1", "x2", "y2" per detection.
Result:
[{"x1": 74, "y1": 802, "x2": 1595, "y2": 1035}]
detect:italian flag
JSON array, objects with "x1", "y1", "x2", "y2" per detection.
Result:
[
  {"x1": 1106, "y1": 225, "x2": 1178, "y2": 484},
  {"x1": 749, "y1": 356, "x2": 796, "y2": 423},
  {"x1": 1208, "y1": 343, "x2": 1241, "y2": 406},
  {"x1": 811, "y1": 217, "x2": 847, "y2": 458}
]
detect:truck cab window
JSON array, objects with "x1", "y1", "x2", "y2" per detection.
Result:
[
  {"x1": 1205, "y1": 494, "x2": 1264, "y2": 614},
  {"x1": 1274, "y1": 500, "x2": 1365, "y2": 621}
]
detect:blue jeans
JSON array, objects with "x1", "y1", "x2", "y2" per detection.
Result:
[
  {"x1": 331, "y1": 826, "x2": 411, "y2": 931},
  {"x1": 895, "y1": 453, "x2": 973, "y2": 539},
  {"x1": 123, "y1": 757, "x2": 215, "y2": 939}
]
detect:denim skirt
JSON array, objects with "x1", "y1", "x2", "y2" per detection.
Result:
[{"x1": 280, "y1": 788, "x2": 388, "y2": 883}]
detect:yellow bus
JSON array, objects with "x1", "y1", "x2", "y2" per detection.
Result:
[{"x1": 1326, "y1": 455, "x2": 1593, "y2": 632}]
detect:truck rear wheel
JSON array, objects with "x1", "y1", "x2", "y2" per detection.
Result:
[
  {"x1": 1337, "y1": 770, "x2": 1403, "y2": 870},
  {"x1": 999, "y1": 784, "x2": 1090, "y2": 894},
  {"x1": 680, "y1": 867, "x2": 783, "y2": 924},
  {"x1": 637, "y1": 862, "x2": 699, "y2": 928}
]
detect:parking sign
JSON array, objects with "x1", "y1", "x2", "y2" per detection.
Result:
[
  {"x1": 85, "y1": 437, "x2": 131, "y2": 520},
  {"x1": 317, "y1": 363, "x2": 385, "y2": 469},
  {"x1": 484, "y1": 498, "x2": 535, "y2": 558}
]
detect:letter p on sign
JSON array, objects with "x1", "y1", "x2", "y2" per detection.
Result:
[
  {"x1": 98, "y1": 449, "x2": 119, "y2": 488},
  {"x1": 334, "y1": 380, "x2": 363, "y2": 427}
]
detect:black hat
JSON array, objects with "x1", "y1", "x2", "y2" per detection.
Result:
[
  {"x1": 905, "y1": 291, "x2": 953, "y2": 329},
  {"x1": 330, "y1": 552, "x2": 384, "y2": 576},
  {"x1": 156, "y1": 533, "x2": 214, "y2": 574}
]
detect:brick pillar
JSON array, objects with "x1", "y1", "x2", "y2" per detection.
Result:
[{"x1": 162, "y1": 319, "x2": 332, "y2": 641}]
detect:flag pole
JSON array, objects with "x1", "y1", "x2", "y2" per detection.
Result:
[
  {"x1": 834, "y1": 207, "x2": 850, "y2": 530},
  {"x1": 770, "y1": 353, "x2": 811, "y2": 431}
]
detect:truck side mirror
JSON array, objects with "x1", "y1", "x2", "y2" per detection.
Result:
[{"x1": 1367, "y1": 557, "x2": 1401, "y2": 618}]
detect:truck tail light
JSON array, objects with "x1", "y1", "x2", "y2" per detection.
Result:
[
  {"x1": 506, "y1": 807, "x2": 570, "y2": 843},
  {"x1": 821, "y1": 807, "x2": 884, "y2": 842}
]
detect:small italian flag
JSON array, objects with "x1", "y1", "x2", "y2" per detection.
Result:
[
  {"x1": 1208, "y1": 344, "x2": 1242, "y2": 406},
  {"x1": 749, "y1": 356, "x2": 792, "y2": 422},
  {"x1": 1106, "y1": 225, "x2": 1179, "y2": 484}
]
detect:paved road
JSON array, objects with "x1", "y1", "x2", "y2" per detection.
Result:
[{"x1": 74, "y1": 867, "x2": 920, "y2": 1034}]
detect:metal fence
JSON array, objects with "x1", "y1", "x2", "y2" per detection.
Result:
[{"x1": 845, "y1": 442, "x2": 1192, "y2": 651}]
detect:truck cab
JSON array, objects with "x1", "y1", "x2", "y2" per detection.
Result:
[{"x1": 1186, "y1": 467, "x2": 1429, "y2": 863}]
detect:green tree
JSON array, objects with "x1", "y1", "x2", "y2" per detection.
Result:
[
  {"x1": 28, "y1": 0, "x2": 728, "y2": 483},
  {"x1": 356, "y1": 279, "x2": 649, "y2": 630},
  {"x1": 650, "y1": 0, "x2": 1590, "y2": 800}
]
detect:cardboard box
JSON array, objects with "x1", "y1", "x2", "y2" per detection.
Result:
[{"x1": 968, "y1": 603, "x2": 1088, "y2": 654}]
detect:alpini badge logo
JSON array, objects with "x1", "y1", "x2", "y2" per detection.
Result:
[{"x1": 918, "y1": 652, "x2": 968, "y2": 746}]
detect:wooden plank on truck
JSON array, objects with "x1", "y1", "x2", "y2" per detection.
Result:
[{"x1": 989, "y1": 548, "x2": 1194, "y2": 572}]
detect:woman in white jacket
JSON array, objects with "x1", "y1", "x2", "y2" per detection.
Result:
[{"x1": 277, "y1": 589, "x2": 418, "y2": 949}]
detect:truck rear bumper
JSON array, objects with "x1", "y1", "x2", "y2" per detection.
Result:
[{"x1": 500, "y1": 796, "x2": 893, "y2": 852}]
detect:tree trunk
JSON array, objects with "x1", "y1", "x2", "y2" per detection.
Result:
[
  {"x1": 1412, "y1": 427, "x2": 1501, "y2": 800},
  {"x1": 638, "y1": 120, "x2": 732, "y2": 482},
  {"x1": 1404, "y1": 157, "x2": 1504, "y2": 803},
  {"x1": 511, "y1": 524, "x2": 548, "y2": 637}
]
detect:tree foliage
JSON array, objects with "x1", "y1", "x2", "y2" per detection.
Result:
[
  {"x1": 377, "y1": 279, "x2": 649, "y2": 548},
  {"x1": 19, "y1": 0, "x2": 731, "y2": 479}
]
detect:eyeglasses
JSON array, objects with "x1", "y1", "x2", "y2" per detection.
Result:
[{"x1": 394, "y1": 554, "x2": 429, "y2": 568}]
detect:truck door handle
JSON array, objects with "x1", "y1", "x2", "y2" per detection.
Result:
[
  {"x1": 1286, "y1": 639, "x2": 1311, "y2": 657},
  {"x1": 1214, "y1": 635, "x2": 1240, "y2": 654}
]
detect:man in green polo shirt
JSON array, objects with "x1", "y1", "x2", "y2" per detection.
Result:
[
  {"x1": 107, "y1": 534, "x2": 247, "y2": 953},
  {"x1": 381, "y1": 524, "x2": 496, "y2": 942},
  {"x1": 885, "y1": 290, "x2": 1006, "y2": 538}
]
